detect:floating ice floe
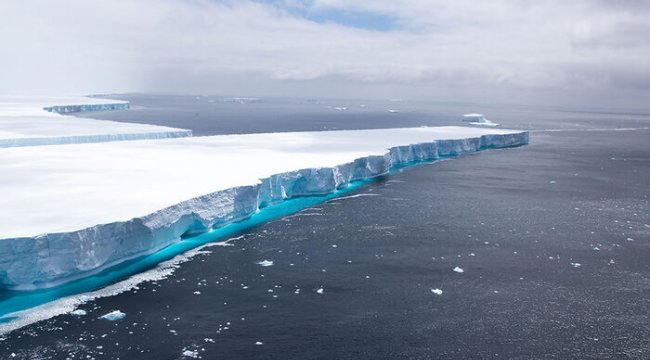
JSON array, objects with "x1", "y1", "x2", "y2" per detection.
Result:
[
  {"x1": 257, "y1": 260, "x2": 274, "y2": 267},
  {"x1": 182, "y1": 349, "x2": 200, "y2": 358},
  {"x1": 431, "y1": 288, "x2": 443, "y2": 295},
  {"x1": 316, "y1": 288, "x2": 324, "y2": 294},
  {"x1": 70, "y1": 309, "x2": 87, "y2": 316},
  {"x1": 453, "y1": 266, "x2": 464, "y2": 273},
  {"x1": 99, "y1": 310, "x2": 126, "y2": 321}
]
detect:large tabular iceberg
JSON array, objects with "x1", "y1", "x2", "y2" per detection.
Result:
[
  {"x1": 0, "y1": 95, "x2": 192, "y2": 148},
  {"x1": 0, "y1": 125, "x2": 528, "y2": 289}
]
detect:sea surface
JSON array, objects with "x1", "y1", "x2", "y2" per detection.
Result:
[{"x1": 2, "y1": 95, "x2": 650, "y2": 359}]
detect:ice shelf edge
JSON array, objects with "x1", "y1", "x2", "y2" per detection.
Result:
[
  {"x1": 0, "y1": 130, "x2": 194, "y2": 148},
  {"x1": 0, "y1": 131, "x2": 529, "y2": 289},
  {"x1": 43, "y1": 102, "x2": 130, "y2": 114}
]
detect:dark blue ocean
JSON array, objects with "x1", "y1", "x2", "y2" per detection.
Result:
[{"x1": 2, "y1": 95, "x2": 650, "y2": 359}]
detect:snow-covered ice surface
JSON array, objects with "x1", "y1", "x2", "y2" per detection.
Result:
[
  {"x1": 0, "y1": 95, "x2": 191, "y2": 147},
  {"x1": 0, "y1": 126, "x2": 527, "y2": 289}
]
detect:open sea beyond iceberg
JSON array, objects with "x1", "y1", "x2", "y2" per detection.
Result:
[{"x1": 2, "y1": 95, "x2": 650, "y2": 359}]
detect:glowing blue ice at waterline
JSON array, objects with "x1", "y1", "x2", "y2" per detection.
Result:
[{"x1": 0, "y1": 180, "x2": 370, "y2": 331}]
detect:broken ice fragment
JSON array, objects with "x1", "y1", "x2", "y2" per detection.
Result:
[
  {"x1": 257, "y1": 260, "x2": 274, "y2": 267},
  {"x1": 99, "y1": 310, "x2": 126, "y2": 321}
]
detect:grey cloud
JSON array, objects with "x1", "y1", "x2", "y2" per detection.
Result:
[{"x1": 0, "y1": 0, "x2": 648, "y2": 107}]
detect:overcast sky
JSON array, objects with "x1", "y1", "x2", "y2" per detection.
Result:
[{"x1": 1, "y1": 0, "x2": 649, "y2": 107}]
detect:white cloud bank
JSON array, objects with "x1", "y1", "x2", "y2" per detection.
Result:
[{"x1": 1, "y1": 0, "x2": 649, "y2": 106}]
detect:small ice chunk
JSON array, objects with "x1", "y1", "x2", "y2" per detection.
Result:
[
  {"x1": 316, "y1": 288, "x2": 324, "y2": 294},
  {"x1": 255, "y1": 341, "x2": 263, "y2": 345},
  {"x1": 431, "y1": 288, "x2": 443, "y2": 295},
  {"x1": 570, "y1": 262, "x2": 581, "y2": 268},
  {"x1": 99, "y1": 310, "x2": 126, "y2": 321},
  {"x1": 182, "y1": 349, "x2": 200, "y2": 358},
  {"x1": 70, "y1": 309, "x2": 87, "y2": 316},
  {"x1": 453, "y1": 266, "x2": 464, "y2": 273},
  {"x1": 79, "y1": 295, "x2": 95, "y2": 303},
  {"x1": 193, "y1": 291, "x2": 201, "y2": 295},
  {"x1": 257, "y1": 260, "x2": 274, "y2": 267}
]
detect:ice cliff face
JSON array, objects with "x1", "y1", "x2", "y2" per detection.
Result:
[
  {"x1": 43, "y1": 102, "x2": 130, "y2": 114},
  {"x1": 0, "y1": 131, "x2": 528, "y2": 289},
  {"x1": 0, "y1": 130, "x2": 194, "y2": 148}
]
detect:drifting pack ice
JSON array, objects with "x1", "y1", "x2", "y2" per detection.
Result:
[{"x1": 0, "y1": 97, "x2": 528, "y2": 289}]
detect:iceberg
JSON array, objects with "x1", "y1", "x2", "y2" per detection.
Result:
[
  {"x1": 0, "y1": 126, "x2": 528, "y2": 289},
  {"x1": 462, "y1": 113, "x2": 499, "y2": 127},
  {"x1": 0, "y1": 95, "x2": 192, "y2": 148}
]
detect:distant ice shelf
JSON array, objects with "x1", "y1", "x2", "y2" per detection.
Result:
[
  {"x1": 0, "y1": 95, "x2": 192, "y2": 148},
  {"x1": 43, "y1": 102, "x2": 130, "y2": 114},
  {"x1": 0, "y1": 126, "x2": 528, "y2": 289}
]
